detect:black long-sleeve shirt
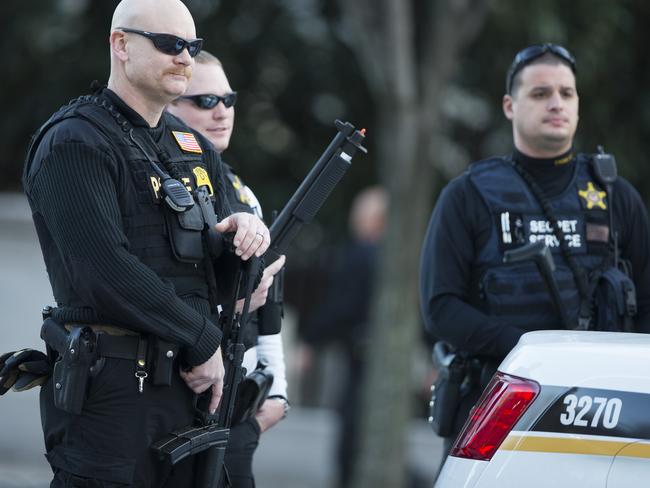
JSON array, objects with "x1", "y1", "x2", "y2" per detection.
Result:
[
  {"x1": 419, "y1": 149, "x2": 650, "y2": 359},
  {"x1": 24, "y1": 89, "x2": 229, "y2": 366}
]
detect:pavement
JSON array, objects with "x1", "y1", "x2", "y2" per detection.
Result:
[{"x1": 0, "y1": 192, "x2": 443, "y2": 487}]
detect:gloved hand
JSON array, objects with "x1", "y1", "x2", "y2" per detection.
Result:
[{"x1": 0, "y1": 349, "x2": 51, "y2": 395}]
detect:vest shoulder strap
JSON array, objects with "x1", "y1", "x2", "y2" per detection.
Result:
[
  {"x1": 25, "y1": 100, "x2": 83, "y2": 167},
  {"x1": 468, "y1": 156, "x2": 540, "y2": 212}
]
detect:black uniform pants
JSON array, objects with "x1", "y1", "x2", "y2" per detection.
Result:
[
  {"x1": 223, "y1": 417, "x2": 261, "y2": 488},
  {"x1": 41, "y1": 357, "x2": 197, "y2": 487}
]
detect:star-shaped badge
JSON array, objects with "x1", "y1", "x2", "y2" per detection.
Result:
[{"x1": 578, "y1": 182, "x2": 607, "y2": 210}]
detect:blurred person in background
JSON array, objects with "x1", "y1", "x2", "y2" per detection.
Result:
[
  {"x1": 420, "y1": 43, "x2": 650, "y2": 471},
  {"x1": 297, "y1": 186, "x2": 388, "y2": 488},
  {"x1": 167, "y1": 50, "x2": 289, "y2": 488}
]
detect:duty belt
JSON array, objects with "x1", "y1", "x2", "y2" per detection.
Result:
[
  {"x1": 65, "y1": 323, "x2": 150, "y2": 392},
  {"x1": 64, "y1": 323, "x2": 141, "y2": 361},
  {"x1": 42, "y1": 318, "x2": 177, "y2": 395}
]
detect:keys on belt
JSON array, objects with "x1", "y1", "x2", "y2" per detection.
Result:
[{"x1": 135, "y1": 336, "x2": 149, "y2": 394}]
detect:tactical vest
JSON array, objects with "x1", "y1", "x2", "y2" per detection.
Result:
[
  {"x1": 25, "y1": 95, "x2": 220, "y2": 314},
  {"x1": 468, "y1": 155, "x2": 611, "y2": 331}
]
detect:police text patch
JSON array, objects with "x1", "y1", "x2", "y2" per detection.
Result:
[
  {"x1": 525, "y1": 217, "x2": 583, "y2": 250},
  {"x1": 498, "y1": 212, "x2": 586, "y2": 251}
]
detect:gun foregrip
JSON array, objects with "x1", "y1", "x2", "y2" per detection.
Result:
[
  {"x1": 294, "y1": 152, "x2": 351, "y2": 222},
  {"x1": 268, "y1": 120, "x2": 366, "y2": 256},
  {"x1": 271, "y1": 152, "x2": 351, "y2": 256}
]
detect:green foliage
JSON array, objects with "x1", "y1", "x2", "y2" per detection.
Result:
[
  {"x1": 192, "y1": 0, "x2": 375, "y2": 239},
  {"x1": 1, "y1": 0, "x2": 116, "y2": 187},
  {"x1": 3, "y1": 0, "x2": 650, "y2": 223},
  {"x1": 459, "y1": 0, "x2": 650, "y2": 201}
]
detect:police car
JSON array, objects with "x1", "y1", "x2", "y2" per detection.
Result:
[{"x1": 435, "y1": 330, "x2": 650, "y2": 487}]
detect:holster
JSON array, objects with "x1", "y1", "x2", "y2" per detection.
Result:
[
  {"x1": 51, "y1": 326, "x2": 97, "y2": 415},
  {"x1": 593, "y1": 266, "x2": 637, "y2": 332},
  {"x1": 231, "y1": 363, "x2": 274, "y2": 425},
  {"x1": 429, "y1": 342, "x2": 467, "y2": 438},
  {"x1": 149, "y1": 338, "x2": 179, "y2": 386}
]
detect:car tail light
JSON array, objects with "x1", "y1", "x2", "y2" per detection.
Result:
[{"x1": 450, "y1": 372, "x2": 540, "y2": 461}]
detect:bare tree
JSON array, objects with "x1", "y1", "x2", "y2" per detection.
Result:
[{"x1": 335, "y1": 1, "x2": 491, "y2": 486}]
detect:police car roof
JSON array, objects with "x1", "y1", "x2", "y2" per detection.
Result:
[{"x1": 500, "y1": 330, "x2": 650, "y2": 394}]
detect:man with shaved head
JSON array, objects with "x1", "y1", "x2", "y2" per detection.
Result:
[{"x1": 23, "y1": 0, "x2": 270, "y2": 485}]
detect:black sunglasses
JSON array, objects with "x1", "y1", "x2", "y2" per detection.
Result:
[
  {"x1": 118, "y1": 28, "x2": 203, "y2": 58},
  {"x1": 506, "y1": 43, "x2": 576, "y2": 93},
  {"x1": 177, "y1": 92, "x2": 238, "y2": 109}
]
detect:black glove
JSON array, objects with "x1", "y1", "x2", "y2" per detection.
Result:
[
  {"x1": 0, "y1": 351, "x2": 18, "y2": 394},
  {"x1": 0, "y1": 349, "x2": 51, "y2": 395}
]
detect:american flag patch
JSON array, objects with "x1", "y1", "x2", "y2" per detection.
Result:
[{"x1": 171, "y1": 131, "x2": 202, "y2": 154}]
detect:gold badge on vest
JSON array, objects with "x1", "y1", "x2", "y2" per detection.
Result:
[
  {"x1": 230, "y1": 174, "x2": 252, "y2": 205},
  {"x1": 193, "y1": 167, "x2": 214, "y2": 196},
  {"x1": 578, "y1": 182, "x2": 607, "y2": 210}
]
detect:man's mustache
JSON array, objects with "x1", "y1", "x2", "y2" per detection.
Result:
[{"x1": 166, "y1": 66, "x2": 193, "y2": 79}]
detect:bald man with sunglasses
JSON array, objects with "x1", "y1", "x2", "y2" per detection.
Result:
[
  {"x1": 22, "y1": 0, "x2": 271, "y2": 486},
  {"x1": 419, "y1": 44, "x2": 650, "y2": 467}
]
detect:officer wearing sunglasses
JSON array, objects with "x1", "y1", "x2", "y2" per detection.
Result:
[
  {"x1": 21, "y1": 0, "x2": 272, "y2": 486},
  {"x1": 167, "y1": 51, "x2": 289, "y2": 488},
  {"x1": 169, "y1": 58, "x2": 239, "y2": 155},
  {"x1": 420, "y1": 43, "x2": 650, "y2": 473}
]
